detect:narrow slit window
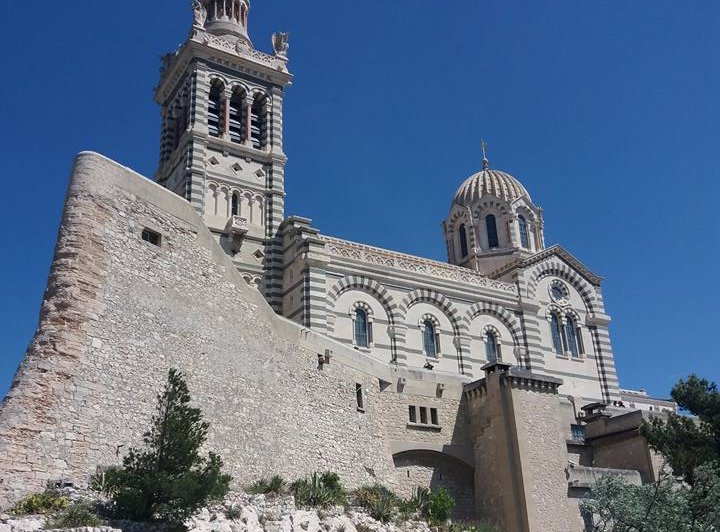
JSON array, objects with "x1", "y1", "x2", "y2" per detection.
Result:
[
  {"x1": 430, "y1": 408, "x2": 439, "y2": 426},
  {"x1": 355, "y1": 383, "x2": 364, "y2": 412},
  {"x1": 566, "y1": 317, "x2": 580, "y2": 357},
  {"x1": 518, "y1": 215, "x2": 530, "y2": 249},
  {"x1": 485, "y1": 331, "x2": 499, "y2": 363},
  {"x1": 459, "y1": 224, "x2": 469, "y2": 257},
  {"x1": 141, "y1": 228, "x2": 161, "y2": 247},
  {"x1": 419, "y1": 407, "x2": 428, "y2": 425},
  {"x1": 486, "y1": 214, "x2": 499, "y2": 248},
  {"x1": 423, "y1": 320, "x2": 438, "y2": 357},
  {"x1": 409, "y1": 405, "x2": 417, "y2": 423},
  {"x1": 354, "y1": 309, "x2": 369, "y2": 348}
]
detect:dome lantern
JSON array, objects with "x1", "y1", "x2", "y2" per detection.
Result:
[{"x1": 193, "y1": 0, "x2": 252, "y2": 45}]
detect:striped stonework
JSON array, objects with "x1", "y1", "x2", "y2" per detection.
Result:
[
  {"x1": 154, "y1": 23, "x2": 292, "y2": 297},
  {"x1": 589, "y1": 320, "x2": 621, "y2": 403}
]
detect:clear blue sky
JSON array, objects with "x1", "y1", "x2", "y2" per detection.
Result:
[{"x1": 1, "y1": 1, "x2": 718, "y2": 399}]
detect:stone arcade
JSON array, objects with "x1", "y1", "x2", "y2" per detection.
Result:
[{"x1": 0, "y1": 3, "x2": 670, "y2": 532}]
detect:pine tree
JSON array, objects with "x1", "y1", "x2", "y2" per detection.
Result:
[
  {"x1": 640, "y1": 374, "x2": 720, "y2": 484},
  {"x1": 112, "y1": 369, "x2": 231, "y2": 526}
]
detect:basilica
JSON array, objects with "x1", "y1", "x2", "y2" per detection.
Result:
[
  {"x1": 159, "y1": 1, "x2": 619, "y2": 404},
  {"x1": 0, "y1": 3, "x2": 671, "y2": 532}
]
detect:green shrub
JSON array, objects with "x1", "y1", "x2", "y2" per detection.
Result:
[
  {"x1": 352, "y1": 485, "x2": 401, "y2": 523},
  {"x1": 223, "y1": 505, "x2": 242, "y2": 520},
  {"x1": 110, "y1": 369, "x2": 231, "y2": 526},
  {"x1": 89, "y1": 466, "x2": 124, "y2": 497},
  {"x1": 248, "y1": 475, "x2": 287, "y2": 496},
  {"x1": 427, "y1": 489, "x2": 455, "y2": 526},
  {"x1": 10, "y1": 491, "x2": 69, "y2": 516},
  {"x1": 409, "y1": 487, "x2": 431, "y2": 516},
  {"x1": 45, "y1": 502, "x2": 103, "y2": 529},
  {"x1": 247, "y1": 479, "x2": 270, "y2": 495},
  {"x1": 290, "y1": 472, "x2": 346, "y2": 509}
]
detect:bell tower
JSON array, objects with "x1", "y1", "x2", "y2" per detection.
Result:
[{"x1": 155, "y1": 1, "x2": 292, "y2": 302}]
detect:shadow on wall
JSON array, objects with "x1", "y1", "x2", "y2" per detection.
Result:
[
  {"x1": 393, "y1": 450, "x2": 475, "y2": 518},
  {"x1": 391, "y1": 397, "x2": 476, "y2": 518}
]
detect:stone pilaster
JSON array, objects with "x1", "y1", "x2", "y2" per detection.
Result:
[{"x1": 587, "y1": 314, "x2": 621, "y2": 403}]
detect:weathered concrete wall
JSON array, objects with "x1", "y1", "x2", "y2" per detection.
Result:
[{"x1": 0, "y1": 153, "x2": 472, "y2": 509}]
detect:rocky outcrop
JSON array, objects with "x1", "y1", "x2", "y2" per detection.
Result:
[{"x1": 1, "y1": 491, "x2": 434, "y2": 532}]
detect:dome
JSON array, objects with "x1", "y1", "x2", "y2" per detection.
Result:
[{"x1": 452, "y1": 167, "x2": 531, "y2": 206}]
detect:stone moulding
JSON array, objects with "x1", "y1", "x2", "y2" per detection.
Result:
[
  {"x1": 193, "y1": 30, "x2": 289, "y2": 73},
  {"x1": 321, "y1": 236, "x2": 518, "y2": 295}
]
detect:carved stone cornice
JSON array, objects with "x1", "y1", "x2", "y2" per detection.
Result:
[{"x1": 321, "y1": 236, "x2": 518, "y2": 295}]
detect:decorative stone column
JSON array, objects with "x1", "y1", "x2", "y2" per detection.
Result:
[
  {"x1": 244, "y1": 95, "x2": 254, "y2": 147},
  {"x1": 222, "y1": 88, "x2": 231, "y2": 140}
]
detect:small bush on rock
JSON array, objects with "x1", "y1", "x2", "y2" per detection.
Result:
[
  {"x1": 110, "y1": 369, "x2": 231, "y2": 527},
  {"x1": 223, "y1": 505, "x2": 242, "y2": 520},
  {"x1": 247, "y1": 479, "x2": 270, "y2": 495},
  {"x1": 291, "y1": 472, "x2": 346, "y2": 508},
  {"x1": 10, "y1": 491, "x2": 69, "y2": 515},
  {"x1": 45, "y1": 501, "x2": 103, "y2": 529},
  {"x1": 427, "y1": 489, "x2": 455, "y2": 526},
  {"x1": 352, "y1": 485, "x2": 401, "y2": 523},
  {"x1": 248, "y1": 475, "x2": 287, "y2": 496},
  {"x1": 409, "y1": 487, "x2": 431, "y2": 516}
]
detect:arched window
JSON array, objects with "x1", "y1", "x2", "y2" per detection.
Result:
[
  {"x1": 208, "y1": 81, "x2": 224, "y2": 138},
  {"x1": 518, "y1": 215, "x2": 530, "y2": 249},
  {"x1": 459, "y1": 224, "x2": 469, "y2": 257},
  {"x1": 228, "y1": 90, "x2": 245, "y2": 144},
  {"x1": 354, "y1": 309, "x2": 369, "y2": 348},
  {"x1": 486, "y1": 214, "x2": 499, "y2": 249},
  {"x1": 251, "y1": 94, "x2": 268, "y2": 149},
  {"x1": 550, "y1": 313, "x2": 564, "y2": 355},
  {"x1": 231, "y1": 193, "x2": 239, "y2": 216},
  {"x1": 485, "y1": 331, "x2": 500, "y2": 363},
  {"x1": 565, "y1": 317, "x2": 581, "y2": 358},
  {"x1": 423, "y1": 320, "x2": 439, "y2": 357}
]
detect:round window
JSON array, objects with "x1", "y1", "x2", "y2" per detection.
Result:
[{"x1": 549, "y1": 280, "x2": 571, "y2": 306}]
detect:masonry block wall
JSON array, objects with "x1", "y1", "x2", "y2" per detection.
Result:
[
  {"x1": 465, "y1": 366, "x2": 583, "y2": 532},
  {"x1": 0, "y1": 153, "x2": 474, "y2": 512}
]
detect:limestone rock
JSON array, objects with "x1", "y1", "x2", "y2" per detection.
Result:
[{"x1": 6, "y1": 518, "x2": 43, "y2": 532}]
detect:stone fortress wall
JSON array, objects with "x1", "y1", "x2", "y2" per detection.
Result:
[
  {"x1": 0, "y1": 152, "x2": 653, "y2": 532},
  {"x1": 0, "y1": 153, "x2": 479, "y2": 512}
]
